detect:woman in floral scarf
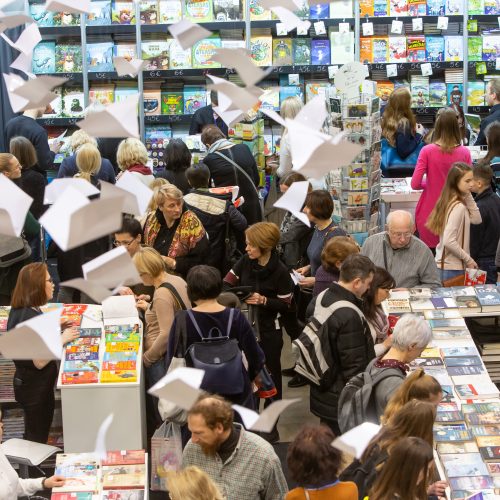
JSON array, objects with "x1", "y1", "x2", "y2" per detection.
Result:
[{"x1": 143, "y1": 183, "x2": 209, "y2": 278}]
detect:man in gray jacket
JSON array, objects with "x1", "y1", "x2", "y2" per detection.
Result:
[{"x1": 361, "y1": 210, "x2": 441, "y2": 288}]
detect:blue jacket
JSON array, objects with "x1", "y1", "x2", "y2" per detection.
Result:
[{"x1": 57, "y1": 154, "x2": 116, "y2": 183}]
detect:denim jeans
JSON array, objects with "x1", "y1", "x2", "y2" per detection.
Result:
[{"x1": 477, "y1": 257, "x2": 497, "y2": 285}]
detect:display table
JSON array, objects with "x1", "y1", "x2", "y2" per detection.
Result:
[{"x1": 380, "y1": 178, "x2": 422, "y2": 224}]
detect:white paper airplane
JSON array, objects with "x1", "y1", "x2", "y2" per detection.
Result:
[
  {"x1": 0, "y1": 22, "x2": 41, "y2": 54},
  {"x1": 168, "y1": 19, "x2": 212, "y2": 51},
  {"x1": 0, "y1": 12, "x2": 33, "y2": 32},
  {"x1": 0, "y1": 175, "x2": 33, "y2": 237},
  {"x1": 274, "y1": 181, "x2": 310, "y2": 227},
  {"x1": 112, "y1": 56, "x2": 145, "y2": 77},
  {"x1": 212, "y1": 48, "x2": 270, "y2": 87},
  {"x1": 331, "y1": 422, "x2": 381, "y2": 458},
  {"x1": 44, "y1": 178, "x2": 100, "y2": 205}
]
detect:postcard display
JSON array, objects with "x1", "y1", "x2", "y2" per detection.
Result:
[
  {"x1": 325, "y1": 94, "x2": 382, "y2": 245},
  {"x1": 57, "y1": 297, "x2": 146, "y2": 453}
]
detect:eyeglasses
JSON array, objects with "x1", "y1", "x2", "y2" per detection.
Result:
[
  {"x1": 389, "y1": 231, "x2": 412, "y2": 239},
  {"x1": 113, "y1": 240, "x2": 134, "y2": 247},
  {"x1": 46, "y1": 277, "x2": 54, "y2": 284}
]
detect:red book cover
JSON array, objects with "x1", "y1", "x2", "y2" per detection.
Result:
[
  {"x1": 102, "y1": 450, "x2": 146, "y2": 466},
  {"x1": 61, "y1": 371, "x2": 99, "y2": 385}
]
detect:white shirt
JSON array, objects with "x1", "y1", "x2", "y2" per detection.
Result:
[{"x1": 0, "y1": 450, "x2": 43, "y2": 499}]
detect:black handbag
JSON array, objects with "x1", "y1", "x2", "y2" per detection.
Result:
[{"x1": 185, "y1": 308, "x2": 245, "y2": 395}]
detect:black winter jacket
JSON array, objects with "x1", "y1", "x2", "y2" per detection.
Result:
[
  {"x1": 306, "y1": 283, "x2": 375, "y2": 421},
  {"x1": 475, "y1": 104, "x2": 500, "y2": 146},
  {"x1": 278, "y1": 212, "x2": 313, "y2": 269},
  {"x1": 470, "y1": 187, "x2": 500, "y2": 260}
]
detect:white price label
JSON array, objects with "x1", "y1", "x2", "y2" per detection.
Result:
[
  {"x1": 276, "y1": 22, "x2": 288, "y2": 35},
  {"x1": 339, "y1": 22, "x2": 350, "y2": 33},
  {"x1": 437, "y1": 16, "x2": 448, "y2": 29},
  {"x1": 362, "y1": 21, "x2": 374, "y2": 35},
  {"x1": 297, "y1": 24, "x2": 309, "y2": 35},
  {"x1": 328, "y1": 65, "x2": 339, "y2": 78},
  {"x1": 288, "y1": 73, "x2": 300, "y2": 85},
  {"x1": 412, "y1": 17, "x2": 423, "y2": 31},
  {"x1": 386, "y1": 64, "x2": 398, "y2": 77},
  {"x1": 421, "y1": 62, "x2": 433, "y2": 76},
  {"x1": 391, "y1": 20, "x2": 403, "y2": 34},
  {"x1": 314, "y1": 20, "x2": 326, "y2": 34}
]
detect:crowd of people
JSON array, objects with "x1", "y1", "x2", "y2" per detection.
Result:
[{"x1": 1, "y1": 82, "x2": 500, "y2": 499}]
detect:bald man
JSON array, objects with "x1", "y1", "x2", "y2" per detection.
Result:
[{"x1": 361, "y1": 210, "x2": 441, "y2": 288}]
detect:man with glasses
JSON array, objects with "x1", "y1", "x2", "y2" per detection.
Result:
[{"x1": 361, "y1": 210, "x2": 441, "y2": 288}]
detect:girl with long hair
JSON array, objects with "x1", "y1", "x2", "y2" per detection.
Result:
[
  {"x1": 167, "y1": 466, "x2": 224, "y2": 500},
  {"x1": 74, "y1": 143, "x2": 101, "y2": 185},
  {"x1": 411, "y1": 108, "x2": 472, "y2": 249},
  {"x1": 362, "y1": 267, "x2": 396, "y2": 356},
  {"x1": 427, "y1": 162, "x2": 481, "y2": 282},
  {"x1": 368, "y1": 437, "x2": 434, "y2": 500}
]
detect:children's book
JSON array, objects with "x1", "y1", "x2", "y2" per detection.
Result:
[
  {"x1": 426, "y1": 36, "x2": 445, "y2": 62},
  {"x1": 444, "y1": 36, "x2": 463, "y2": 61},
  {"x1": 143, "y1": 87, "x2": 161, "y2": 115},
  {"x1": 485, "y1": 0, "x2": 499, "y2": 13},
  {"x1": 214, "y1": 0, "x2": 241, "y2": 20},
  {"x1": 53, "y1": 12, "x2": 80, "y2": 25},
  {"x1": 293, "y1": 38, "x2": 311, "y2": 65},
  {"x1": 447, "y1": 83, "x2": 463, "y2": 106},
  {"x1": 329, "y1": 31, "x2": 354, "y2": 64},
  {"x1": 249, "y1": 0, "x2": 272, "y2": 19},
  {"x1": 482, "y1": 36, "x2": 500, "y2": 61},
  {"x1": 102, "y1": 464, "x2": 146, "y2": 489},
  {"x1": 159, "y1": 0, "x2": 182, "y2": 22},
  {"x1": 388, "y1": 37, "x2": 407, "y2": 63},
  {"x1": 359, "y1": 0, "x2": 375, "y2": 15},
  {"x1": 29, "y1": 4, "x2": 54, "y2": 26},
  {"x1": 471, "y1": 425, "x2": 500, "y2": 436},
  {"x1": 183, "y1": 85, "x2": 207, "y2": 114},
  {"x1": 55, "y1": 45, "x2": 83, "y2": 73},
  {"x1": 407, "y1": 0, "x2": 426, "y2": 15},
  {"x1": 251, "y1": 36, "x2": 273, "y2": 66},
  {"x1": 140, "y1": 0, "x2": 159, "y2": 24},
  {"x1": 169, "y1": 40, "x2": 192, "y2": 69},
  {"x1": 87, "y1": 0, "x2": 112, "y2": 25},
  {"x1": 407, "y1": 36, "x2": 426, "y2": 62},
  {"x1": 191, "y1": 37, "x2": 221, "y2": 69},
  {"x1": 115, "y1": 85, "x2": 140, "y2": 105},
  {"x1": 309, "y1": 3, "x2": 330, "y2": 18},
  {"x1": 441, "y1": 453, "x2": 489, "y2": 477},
  {"x1": 449, "y1": 476, "x2": 494, "y2": 491},
  {"x1": 114, "y1": 43, "x2": 137, "y2": 61},
  {"x1": 62, "y1": 88, "x2": 85, "y2": 117},
  {"x1": 429, "y1": 81, "x2": 447, "y2": 107},
  {"x1": 101, "y1": 491, "x2": 145, "y2": 500},
  {"x1": 32, "y1": 41, "x2": 56, "y2": 74},
  {"x1": 468, "y1": 81, "x2": 485, "y2": 106},
  {"x1": 142, "y1": 40, "x2": 171, "y2": 71},
  {"x1": 360, "y1": 38, "x2": 373, "y2": 64},
  {"x1": 374, "y1": 0, "x2": 389, "y2": 16},
  {"x1": 446, "y1": 0, "x2": 463, "y2": 13},
  {"x1": 272, "y1": 38, "x2": 293, "y2": 65},
  {"x1": 100, "y1": 370, "x2": 137, "y2": 382},
  {"x1": 112, "y1": 1, "x2": 136, "y2": 24},
  {"x1": 161, "y1": 92, "x2": 183, "y2": 115},
  {"x1": 61, "y1": 371, "x2": 99, "y2": 384},
  {"x1": 102, "y1": 450, "x2": 146, "y2": 466},
  {"x1": 388, "y1": 0, "x2": 406, "y2": 16},
  {"x1": 329, "y1": 0, "x2": 353, "y2": 17},
  {"x1": 52, "y1": 493, "x2": 94, "y2": 500},
  {"x1": 87, "y1": 42, "x2": 115, "y2": 72},
  {"x1": 53, "y1": 454, "x2": 100, "y2": 493},
  {"x1": 89, "y1": 85, "x2": 115, "y2": 106},
  {"x1": 373, "y1": 37, "x2": 389, "y2": 63},
  {"x1": 311, "y1": 39, "x2": 331, "y2": 65},
  {"x1": 376, "y1": 81, "x2": 394, "y2": 102},
  {"x1": 427, "y1": 0, "x2": 445, "y2": 14},
  {"x1": 184, "y1": 0, "x2": 214, "y2": 21},
  {"x1": 468, "y1": 0, "x2": 485, "y2": 13}
]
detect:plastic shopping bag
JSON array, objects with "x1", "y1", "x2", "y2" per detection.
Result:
[{"x1": 150, "y1": 421, "x2": 183, "y2": 491}]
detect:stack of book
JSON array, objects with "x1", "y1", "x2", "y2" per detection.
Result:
[
  {"x1": 51, "y1": 453, "x2": 101, "y2": 497},
  {"x1": 102, "y1": 450, "x2": 147, "y2": 491},
  {"x1": 100, "y1": 324, "x2": 141, "y2": 383}
]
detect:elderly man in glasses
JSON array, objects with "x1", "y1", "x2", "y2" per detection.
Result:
[{"x1": 361, "y1": 210, "x2": 441, "y2": 288}]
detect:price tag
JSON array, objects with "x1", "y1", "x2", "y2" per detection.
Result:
[
  {"x1": 421, "y1": 62, "x2": 433, "y2": 76},
  {"x1": 437, "y1": 16, "x2": 448, "y2": 29},
  {"x1": 476, "y1": 61, "x2": 487, "y2": 74},
  {"x1": 363, "y1": 64, "x2": 370, "y2": 77},
  {"x1": 467, "y1": 19, "x2": 478, "y2": 32},
  {"x1": 297, "y1": 24, "x2": 309, "y2": 35},
  {"x1": 412, "y1": 17, "x2": 423, "y2": 31},
  {"x1": 314, "y1": 20, "x2": 326, "y2": 34},
  {"x1": 288, "y1": 73, "x2": 300, "y2": 85},
  {"x1": 328, "y1": 65, "x2": 339, "y2": 78},
  {"x1": 386, "y1": 64, "x2": 398, "y2": 77},
  {"x1": 334, "y1": 61, "x2": 367, "y2": 99},
  {"x1": 362, "y1": 21, "x2": 374, "y2": 36},
  {"x1": 276, "y1": 22, "x2": 288, "y2": 35},
  {"x1": 391, "y1": 19, "x2": 403, "y2": 34},
  {"x1": 339, "y1": 22, "x2": 350, "y2": 33}
]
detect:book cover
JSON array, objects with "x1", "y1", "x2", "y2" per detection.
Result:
[
  {"x1": 184, "y1": 0, "x2": 214, "y2": 21},
  {"x1": 87, "y1": 42, "x2": 115, "y2": 72},
  {"x1": 466, "y1": 414, "x2": 500, "y2": 426},
  {"x1": 191, "y1": 37, "x2": 221, "y2": 69},
  {"x1": 454, "y1": 295, "x2": 482, "y2": 313},
  {"x1": 388, "y1": 37, "x2": 407, "y2": 63},
  {"x1": 359, "y1": 0, "x2": 375, "y2": 15},
  {"x1": 446, "y1": 0, "x2": 463, "y2": 13},
  {"x1": 449, "y1": 476, "x2": 493, "y2": 491},
  {"x1": 426, "y1": 36, "x2": 444, "y2": 62},
  {"x1": 481, "y1": 446, "x2": 500, "y2": 460},
  {"x1": 249, "y1": 0, "x2": 271, "y2": 19},
  {"x1": 29, "y1": 4, "x2": 54, "y2": 26},
  {"x1": 412, "y1": 357, "x2": 444, "y2": 367},
  {"x1": 143, "y1": 88, "x2": 161, "y2": 115},
  {"x1": 376, "y1": 81, "x2": 394, "y2": 102},
  {"x1": 373, "y1": 37, "x2": 389, "y2": 63},
  {"x1": 140, "y1": 0, "x2": 159, "y2": 24},
  {"x1": 429, "y1": 81, "x2": 447, "y2": 107},
  {"x1": 214, "y1": 0, "x2": 241, "y2": 20},
  {"x1": 79, "y1": 327, "x2": 102, "y2": 338},
  {"x1": 329, "y1": 0, "x2": 353, "y2": 17},
  {"x1": 428, "y1": 318, "x2": 467, "y2": 330},
  {"x1": 114, "y1": 43, "x2": 137, "y2": 61},
  {"x1": 410, "y1": 298, "x2": 435, "y2": 311},
  {"x1": 32, "y1": 41, "x2": 56, "y2": 74},
  {"x1": 434, "y1": 424, "x2": 472, "y2": 441},
  {"x1": 411, "y1": 80, "x2": 429, "y2": 107},
  {"x1": 102, "y1": 354, "x2": 137, "y2": 371},
  {"x1": 142, "y1": 40, "x2": 171, "y2": 71},
  {"x1": 309, "y1": 3, "x2": 329, "y2": 18},
  {"x1": 100, "y1": 370, "x2": 137, "y2": 382},
  {"x1": 89, "y1": 85, "x2": 115, "y2": 106},
  {"x1": 388, "y1": 0, "x2": 405, "y2": 16},
  {"x1": 447, "y1": 83, "x2": 463, "y2": 106},
  {"x1": 468, "y1": 81, "x2": 485, "y2": 107},
  {"x1": 447, "y1": 365, "x2": 485, "y2": 376},
  {"x1": 431, "y1": 297, "x2": 457, "y2": 309},
  {"x1": 329, "y1": 31, "x2": 354, "y2": 64},
  {"x1": 112, "y1": 1, "x2": 136, "y2": 24},
  {"x1": 360, "y1": 38, "x2": 373, "y2": 64},
  {"x1": 102, "y1": 464, "x2": 146, "y2": 489},
  {"x1": 441, "y1": 453, "x2": 489, "y2": 477},
  {"x1": 183, "y1": 85, "x2": 207, "y2": 114},
  {"x1": 437, "y1": 441, "x2": 479, "y2": 454},
  {"x1": 487, "y1": 462, "x2": 500, "y2": 475},
  {"x1": 407, "y1": 0, "x2": 426, "y2": 15},
  {"x1": 435, "y1": 411, "x2": 465, "y2": 423},
  {"x1": 445, "y1": 36, "x2": 463, "y2": 61},
  {"x1": 52, "y1": 493, "x2": 94, "y2": 500},
  {"x1": 87, "y1": 0, "x2": 112, "y2": 25},
  {"x1": 385, "y1": 298, "x2": 411, "y2": 313},
  {"x1": 63, "y1": 360, "x2": 100, "y2": 372},
  {"x1": 101, "y1": 492, "x2": 145, "y2": 500},
  {"x1": 426, "y1": 0, "x2": 445, "y2": 14},
  {"x1": 455, "y1": 383, "x2": 499, "y2": 400},
  {"x1": 272, "y1": 38, "x2": 293, "y2": 66},
  {"x1": 305, "y1": 83, "x2": 328, "y2": 102},
  {"x1": 407, "y1": 36, "x2": 426, "y2": 62},
  {"x1": 55, "y1": 45, "x2": 83, "y2": 73},
  {"x1": 169, "y1": 40, "x2": 192, "y2": 69},
  {"x1": 159, "y1": 0, "x2": 182, "y2": 22},
  {"x1": 61, "y1": 371, "x2": 99, "y2": 385},
  {"x1": 102, "y1": 450, "x2": 146, "y2": 466},
  {"x1": 161, "y1": 92, "x2": 183, "y2": 115},
  {"x1": 485, "y1": 0, "x2": 499, "y2": 13},
  {"x1": 476, "y1": 287, "x2": 500, "y2": 311},
  {"x1": 251, "y1": 36, "x2": 273, "y2": 66},
  {"x1": 62, "y1": 88, "x2": 85, "y2": 117},
  {"x1": 482, "y1": 36, "x2": 500, "y2": 61},
  {"x1": 471, "y1": 425, "x2": 500, "y2": 436},
  {"x1": 53, "y1": 454, "x2": 100, "y2": 493},
  {"x1": 468, "y1": 0, "x2": 484, "y2": 13},
  {"x1": 279, "y1": 85, "x2": 304, "y2": 103},
  {"x1": 444, "y1": 356, "x2": 482, "y2": 367},
  {"x1": 53, "y1": 12, "x2": 80, "y2": 25},
  {"x1": 311, "y1": 39, "x2": 330, "y2": 65},
  {"x1": 293, "y1": 38, "x2": 311, "y2": 65},
  {"x1": 374, "y1": 0, "x2": 389, "y2": 15}
]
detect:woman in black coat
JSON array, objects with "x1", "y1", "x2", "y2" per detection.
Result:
[{"x1": 155, "y1": 138, "x2": 191, "y2": 195}]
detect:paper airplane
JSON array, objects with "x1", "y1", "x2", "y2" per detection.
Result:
[
  {"x1": 77, "y1": 95, "x2": 139, "y2": 139},
  {"x1": 0, "y1": 0, "x2": 17, "y2": 9},
  {"x1": 0, "y1": 175, "x2": 33, "y2": 237},
  {"x1": 213, "y1": 91, "x2": 245, "y2": 128},
  {"x1": 94, "y1": 414, "x2": 114, "y2": 461},
  {"x1": 295, "y1": 95, "x2": 328, "y2": 132},
  {"x1": 207, "y1": 75, "x2": 263, "y2": 113},
  {"x1": 45, "y1": 0, "x2": 93, "y2": 14},
  {"x1": 101, "y1": 295, "x2": 138, "y2": 320},
  {"x1": 39, "y1": 186, "x2": 125, "y2": 251},
  {"x1": 112, "y1": 56, "x2": 145, "y2": 77},
  {"x1": 211, "y1": 48, "x2": 270, "y2": 87},
  {"x1": 59, "y1": 278, "x2": 122, "y2": 304},
  {"x1": 233, "y1": 399, "x2": 301, "y2": 433},
  {"x1": 168, "y1": 19, "x2": 212, "y2": 51},
  {"x1": 150, "y1": 367, "x2": 205, "y2": 411},
  {"x1": 1, "y1": 22, "x2": 41, "y2": 54},
  {"x1": 44, "y1": 178, "x2": 100, "y2": 205},
  {"x1": 0, "y1": 12, "x2": 33, "y2": 32},
  {"x1": 268, "y1": 6, "x2": 310, "y2": 33},
  {"x1": 0, "y1": 309, "x2": 63, "y2": 360},
  {"x1": 274, "y1": 181, "x2": 310, "y2": 227},
  {"x1": 10, "y1": 51, "x2": 35, "y2": 78},
  {"x1": 331, "y1": 422, "x2": 380, "y2": 458},
  {"x1": 260, "y1": 107, "x2": 286, "y2": 127}
]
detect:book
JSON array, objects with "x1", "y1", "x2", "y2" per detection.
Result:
[
  {"x1": 429, "y1": 81, "x2": 447, "y2": 107},
  {"x1": 161, "y1": 92, "x2": 183, "y2": 115},
  {"x1": 373, "y1": 37, "x2": 389, "y2": 63},
  {"x1": 101, "y1": 490, "x2": 145, "y2": 499},
  {"x1": 447, "y1": 84, "x2": 463, "y2": 106},
  {"x1": 471, "y1": 425, "x2": 500, "y2": 436},
  {"x1": 87, "y1": 0, "x2": 112, "y2": 25},
  {"x1": 468, "y1": 37, "x2": 483, "y2": 62},
  {"x1": 62, "y1": 88, "x2": 85, "y2": 117},
  {"x1": 87, "y1": 42, "x2": 115, "y2": 72},
  {"x1": 385, "y1": 298, "x2": 411, "y2": 313},
  {"x1": 388, "y1": 37, "x2": 407, "y2": 63},
  {"x1": 434, "y1": 424, "x2": 472, "y2": 442},
  {"x1": 329, "y1": 0, "x2": 353, "y2": 17},
  {"x1": 426, "y1": 36, "x2": 445, "y2": 62},
  {"x1": 102, "y1": 450, "x2": 146, "y2": 466},
  {"x1": 214, "y1": 0, "x2": 241, "y2": 19},
  {"x1": 311, "y1": 39, "x2": 330, "y2": 65},
  {"x1": 466, "y1": 414, "x2": 500, "y2": 425},
  {"x1": 272, "y1": 38, "x2": 293, "y2": 66},
  {"x1": 251, "y1": 36, "x2": 273, "y2": 66},
  {"x1": 427, "y1": 0, "x2": 445, "y2": 14},
  {"x1": 183, "y1": 85, "x2": 206, "y2": 114},
  {"x1": 329, "y1": 31, "x2": 355, "y2": 64},
  {"x1": 89, "y1": 85, "x2": 115, "y2": 106},
  {"x1": 29, "y1": 4, "x2": 54, "y2": 26},
  {"x1": 360, "y1": 38, "x2": 373, "y2": 64},
  {"x1": 452, "y1": 375, "x2": 499, "y2": 399},
  {"x1": 102, "y1": 463, "x2": 146, "y2": 489},
  {"x1": 445, "y1": 356, "x2": 482, "y2": 367},
  {"x1": 142, "y1": 40, "x2": 171, "y2": 71},
  {"x1": 444, "y1": 36, "x2": 463, "y2": 62},
  {"x1": 374, "y1": 0, "x2": 389, "y2": 16},
  {"x1": 447, "y1": 365, "x2": 485, "y2": 376},
  {"x1": 425, "y1": 308, "x2": 461, "y2": 319},
  {"x1": 446, "y1": 0, "x2": 463, "y2": 13},
  {"x1": 485, "y1": 0, "x2": 499, "y2": 13},
  {"x1": 55, "y1": 45, "x2": 83, "y2": 73},
  {"x1": 486, "y1": 462, "x2": 500, "y2": 475},
  {"x1": 309, "y1": 3, "x2": 329, "y2": 18},
  {"x1": 388, "y1": 0, "x2": 405, "y2": 15},
  {"x1": 169, "y1": 40, "x2": 192, "y2": 69},
  {"x1": 410, "y1": 298, "x2": 435, "y2": 311},
  {"x1": 53, "y1": 454, "x2": 100, "y2": 493},
  {"x1": 140, "y1": 0, "x2": 159, "y2": 23},
  {"x1": 475, "y1": 286, "x2": 500, "y2": 312},
  {"x1": 359, "y1": 0, "x2": 374, "y2": 15},
  {"x1": 32, "y1": 41, "x2": 56, "y2": 74},
  {"x1": 480, "y1": 446, "x2": 500, "y2": 460},
  {"x1": 79, "y1": 328, "x2": 103, "y2": 338},
  {"x1": 429, "y1": 318, "x2": 467, "y2": 330},
  {"x1": 469, "y1": 0, "x2": 485, "y2": 12},
  {"x1": 159, "y1": 0, "x2": 182, "y2": 21},
  {"x1": 112, "y1": 1, "x2": 136, "y2": 24},
  {"x1": 191, "y1": 37, "x2": 221, "y2": 69},
  {"x1": 407, "y1": 36, "x2": 426, "y2": 62},
  {"x1": 408, "y1": 0, "x2": 426, "y2": 15},
  {"x1": 412, "y1": 357, "x2": 444, "y2": 367},
  {"x1": 53, "y1": 12, "x2": 80, "y2": 25},
  {"x1": 52, "y1": 494, "x2": 94, "y2": 500},
  {"x1": 249, "y1": 0, "x2": 271, "y2": 19},
  {"x1": 441, "y1": 453, "x2": 489, "y2": 477},
  {"x1": 61, "y1": 371, "x2": 99, "y2": 384},
  {"x1": 441, "y1": 346, "x2": 479, "y2": 357},
  {"x1": 437, "y1": 441, "x2": 479, "y2": 454},
  {"x1": 293, "y1": 38, "x2": 311, "y2": 65},
  {"x1": 454, "y1": 295, "x2": 482, "y2": 314},
  {"x1": 449, "y1": 476, "x2": 493, "y2": 490},
  {"x1": 184, "y1": 0, "x2": 214, "y2": 21},
  {"x1": 435, "y1": 411, "x2": 465, "y2": 424},
  {"x1": 100, "y1": 370, "x2": 137, "y2": 382},
  {"x1": 143, "y1": 88, "x2": 161, "y2": 115}
]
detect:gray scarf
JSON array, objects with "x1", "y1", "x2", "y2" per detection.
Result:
[{"x1": 207, "y1": 138, "x2": 234, "y2": 154}]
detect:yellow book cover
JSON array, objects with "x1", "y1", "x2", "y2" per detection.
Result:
[
  {"x1": 251, "y1": 36, "x2": 273, "y2": 66},
  {"x1": 100, "y1": 370, "x2": 137, "y2": 383},
  {"x1": 105, "y1": 341, "x2": 140, "y2": 352},
  {"x1": 359, "y1": 0, "x2": 374, "y2": 16}
]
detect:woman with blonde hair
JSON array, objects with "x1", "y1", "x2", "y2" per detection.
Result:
[
  {"x1": 411, "y1": 108, "x2": 472, "y2": 249},
  {"x1": 74, "y1": 143, "x2": 101, "y2": 185},
  {"x1": 57, "y1": 129, "x2": 115, "y2": 183},
  {"x1": 277, "y1": 96, "x2": 304, "y2": 178},
  {"x1": 116, "y1": 137, "x2": 154, "y2": 186},
  {"x1": 142, "y1": 182, "x2": 209, "y2": 278},
  {"x1": 167, "y1": 466, "x2": 223, "y2": 500},
  {"x1": 427, "y1": 162, "x2": 481, "y2": 283}
]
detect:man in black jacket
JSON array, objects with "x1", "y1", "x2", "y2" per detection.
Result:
[
  {"x1": 6, "y1": 107, "x2": 61, "y2": 176},
  {"x1": 189, "y1": 91, "x2": 228, "y2": 136},
  {"x1": 306, "y1": 254, "x2": 376, "y2": 435},
  {"x1": 475, "y1": 79, "x2": 500, "y2": 146},
  {"x1": 471, "y1": 164, "x2": 500, "y2": 284}
]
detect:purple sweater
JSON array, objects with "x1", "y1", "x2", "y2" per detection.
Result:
[{"x1": 312, "y1": 266, "x2": 339, "y2": 297}]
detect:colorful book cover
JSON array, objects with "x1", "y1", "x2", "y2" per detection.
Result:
[
  {"x1": 143, "y1": 88, "x2": 161, "y2": 115},
  {"x1": 279, "y1": 85, "x2": 304, "y2": 103},
  {"x1": 101, "y1": 491, "x2": 144, "y2": 500},
  {"x1": 29, "y1": 4, "x2": 54, "y2": 26},
  {"x1": 376, "y1": 81, "x2": 394, "y2": 102},
  {"x1": 259, "y1": 83, "x2": 280, "y2": 110},
  {"x1": 449, "y1": 476, "x2": 493, "y2": 490},
  {"x1": 102, "y1": 464, "x2": 146, "y2": 489},
  {"x1": 388, "y1": 37, "x2": 407, "y2": 63},
  {"x1": 482, "y1": 36, "x2": 500, "y2": 61},
  {"x1": 53, "y1": 454, "x2": 100, "y2": 493},
  {"x1": 407, "y1": 36, "x2": 426, "y2": 62},
  {"x1": 214, "y1": 0, "x2": 241, "y2": 20},
  {"x1": 159, "y1": 0, "x2": 182, "y2": 22},
  {"x1": 105, "y1": 341, "x2": 140, "y2": 352},
  {"x1": 305, "y1": 82, "x2": 329, "y2": 101},
  {"x1": 429, "y1": 81, "x2": 446, "y2": 107},
  {"x1": 330, "y1": 31, "x2": 354, "y2": 64},
  {"x1": 32, "y1": 41, "x2": 56, "y2": 74},
  {"x1": 102, "y1": 358, "x2": 137, "y2": 371},
  {"x1": 293, "y1": 38, "x2": 311, "y2": 65},
  {"x1": 311, "y1": 39, "x2": 330, "y2": 65},
  {"x1": 441, "y1": 453, "x2": 489, "y2": 477},
  {"x1": 272, "y1": 38, "x2": 293, "y2": 65},
  {"x1": 373, "y1": 37, "x2": 389, "y2": 63},
  {"x1": 446, "y1": 0, "x2": 462, "y2": 13},
  {"x1": 89, "y1": 85, "x2": 115, "y2": 106},
  {"x1": 87, "y1": 42, "x2": 115, "y2": 72},
  {"x1": 169, "y1": 40, "x2": 192, "y2": 69},
  {"x1": 426, "y1": 0, "x2": 445, "y2": 14},
  {"x1": 62, "y1": 88, "x2": 85, "y2": 117},
  {"x1": 140, "y1": 0, "x2": 159, "y2": 24},
  {"x1": 52, "y1": 493, "x2": 94, "y2": 500},
  {"x1": 114, "y1": 43, "x2": 137, "y2": 61},
  {"x1": 102, "y1": 450, "x2": 146, "y2": 466},
  {"x1": 184, "y1": 0, "x2": 214, "y2": 21},
  {"x1": 359, "y1": 0, "x2": 375, "y2": 15},
  {"x1": 142, "y1": 40, "x2": 171, "y2": 71},
  {"x1": 444, "y1": 36, "x2": 463, "y2": 61},
  {"x1": 161, "y1": 92, "x2": 184, "y2": 115},
  {"x1": 251, "y1": 36, "x2": 273, "y2": 66},
  {"x1": 100, "y1": 370, "x2": 137, "y2": 382},
  {"x1": 407, "y1": 0, "x2": 426, "y2": 15},
  {"x1": 249, "y1": 0, "x2": 271, "y2": 19},
  {"x1": 104, "y1": 327, "x2": 140, "y2": 342},
  {"x1": 55, "y1": 45, "x2": 83, "y2": 73},
  {"x1": 471, "y1": 425, "x2": 500, "y2": 436},
  {"x1": 485, "y1": 0, "x2": 499, "y2": 13},
  {"x1": 309, "y1": 3, "x2": 330, "y2": 17},
  {"x1": 61, "y1": 371, "x2": 99, "y2": 385},
  {"x1": 433, "y1": 424, "x2": 472, "y2": 441},
  {"x1": 468, "y1": 0, "x2": 484, "y2": 13},
  {"x1": 53, "y1": 12, "x2": 80, "y2": 25},
  {"x1": 425, "y1": 36, "x2": 444, "y2": 62},
  {"x1": 87, "y1": 0, "x2": 112, "y2": 25},
  {"x1": 360, "y1": 38, "x2": 373, "y2": 64},
  {"x1": 447, "y1": 83, "x2": 463, "y2": 105},
  {"x1": 468, "y1": 81, "x2": 485, "y2": 106},
  {"x1": 294, "y1": 0, "x2": 309, "y2": 19},
  {"x1": 183, "y1": 85, "x2": 207, "y2": 114},
  {"x1": 447, "y1": 365, "x2": 484, "y2": 376},
  {"x1": 112, "y1": 1, "x2": 137, "y2": 24},
  {"x1": 388, "y1": 0, "x2": 404, "y2": 16},
  {"x1": 191, "y1": 37, "x2": 221, "y2": 68},
  {"x1": 442, "y1": 346, "x2": 479, "y2": 357},
  {"x1": 467, "y1": 36, "x2": 482, "y2": 61}
]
